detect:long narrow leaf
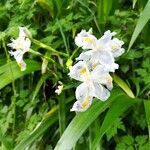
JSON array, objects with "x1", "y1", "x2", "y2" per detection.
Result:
[
  {"x1": 128, "y1": 0, "x2": 150, "y2": 50},
  {"x1": 54, "y1": 89, "x2": 122, "y2": 150},
  {"x1": 0, "y1": 60, "x2": 40, "y2": 89}
]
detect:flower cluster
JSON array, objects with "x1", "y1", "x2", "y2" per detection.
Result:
[
  {"x1": 69, "y1": 28, "x2": 124, "y2": 112},
  {"x1": 8, "y1": 27, "x2": 31, "y2": 71}
]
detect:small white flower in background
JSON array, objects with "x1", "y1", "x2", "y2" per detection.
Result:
[
  {"x1": 55, "y1": 81, "x2": 63, "y2": 95},
  {"x1": 69, "y1": 28, "x2": 125, "y2": 112},
  {"x1": 8, "y1": 27, "x2": 31, "y2": 71}
]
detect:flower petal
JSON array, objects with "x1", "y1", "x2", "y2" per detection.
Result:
[
  {"x1": 91, "y1": 66, "x2": 113, "y2": 90},
  {"x1": 76, "y1": 50, "x2": 93, "y2": 62},
  {"x1": 70, "y1": 100, "x2": 92, "y2": 112},
  {"x1": 9, "y1": 50, "x2": 24, "y2": 63},
  {"x1": 71, "y1": 82, "x2": 93, "y2": 112},
  {"x1": 75, "y1": 29, "x2": 97, "y2": 50},
  {"x1": 68, "y1": 61, "x2": 90, "y2": 82},
  {"x1": 92, "y1": 82, "x2": 110, "y2": 101},
  {"x1": 109, "y1": 38, "x2": 125, "y2": 57}
]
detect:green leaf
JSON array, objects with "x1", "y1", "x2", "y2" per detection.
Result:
[
  {"x1": 0, "y1": 60, "x2": 40, "y2": 89},
  {"x1": 113, "y1": 74, "x2": 135, "y2": 98},
  {"x1": 128, "y1": 0, "x2": 150, "y2": 50},
  {"x1": 91, "y1": 94, "x2": 137, "y2": 149},
  {"x1": 106, "y1": 118, "x2": 125, "y2": 140},
  {"x1": 54, "y1": 89, "x2": 122, "y2": 150}
]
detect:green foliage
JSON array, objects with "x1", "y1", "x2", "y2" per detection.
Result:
[
  {"x1": 116, "y1": 135, "x2": 149, "y2": 150},
  {"x1": 0, "y1": 0, "x2": 150, "y2": 149},
  {"x1": 106, "y1": 118, "x2": 125, "y2": 140}
]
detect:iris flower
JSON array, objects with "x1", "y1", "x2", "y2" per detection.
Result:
[
  {"x1": 69, "y1": 28, "x2": 125, "y2": 112},
  {"x1": 75, "y1": 30, "x2": 124, "y2": 72},
  {"x1": 69, "y1": 61, "x2": 112, "y2": 112},
  {"x1": 8, "y1": 27, "x2": 31, "y2": 71}
]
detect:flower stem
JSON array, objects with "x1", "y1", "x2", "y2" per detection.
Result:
[
  {"x1": 29, "y1": 48, "x2": 55, "y2": 63},
  {"x1": 70, "y1": 47, "x2": 79, "y2": 59},
  {"x1": 32, "y1": 39, "x2": 68, "y2": 57}
]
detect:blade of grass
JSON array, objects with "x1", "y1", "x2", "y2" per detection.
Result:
[
  {"x1": 128, "y1": 0, "x2": 150, "y2": 50},
  {"x1": 56, "y1": 18, "x2": 69, "y2": 55}
]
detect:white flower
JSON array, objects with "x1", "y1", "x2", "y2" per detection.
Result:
[
  {"x1": 70, "y1": 75, "x2": 111, "y2": 112},
  {"x1": 95, "y1": 30, "x2": 116, "y2": 50},
  {"x1": 96, "y1": 30, "x2": 124, "y2": 57},
  {"x1": 8, "y1": 27, "x2": 31, "y2": 71},
  {"x1": 75, "y1": 30, "x2": 121, "y2": 72},
  {"x1": 77, "y1": 50, "x2": 118, "y2": 72},
  {"x1": 9, "y1": 50, "x2": 26, "y2": 71},
  {"x1": 108, "y1": 38, "x2": 125, "y2": 57},
  {"x1": 70, "y1": 29, "x2": 125, "y2": 112},
  {"x1": 69, "y1": 61, "x2": 113, "y2": 112},
  {"x1": 70, "y1": 82, "x2": 93, "y2": 112},
  {"x1": 8, "y1": 27, "x2": 31, "y2": 52},
  {"x1": 75, "y1": 28, "x2": 97, "y2": 50},
  {"x1": 55, "y1": 81, "x2": 63, "y2": 95},
  {"x1": 68, "y1": 61, "x2": 90, "y2": 82}
]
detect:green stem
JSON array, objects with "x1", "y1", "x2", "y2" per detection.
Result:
[
  {"x1": 31, "y1": 39, "x2": 68, "y2": 57},
  {"x1": 58, "y1": 92, "x2": 66, "y2": 136},
  {"x1": 29, "y1": 48, "x2": 55, "y2": 63},
  {"x1": 2, "y1": 38, "x2": 17, "y2": 138},
  {"x1": 70, "y1": 47, "x2": 79, "y2": 60},
  {"x1": 56, "y1": 18, "x2": 69, "y2": 55}
]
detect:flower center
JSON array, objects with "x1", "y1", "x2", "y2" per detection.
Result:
[
  {"x1": 81, "y1": 96, "x2": 90, "y2": 109},
  {"x1": 79, "y1": 67, "x2": 90, "y2": 80},
  {"x1": 83, "y1": 37, "x2": 93, "y2": 43},
  {"x1": 111, "y1": 44, "x2": 119, "y2": 51}
]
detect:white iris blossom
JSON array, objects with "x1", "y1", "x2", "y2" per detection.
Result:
[
  {"x1": 76, "y1": 30, "x2": 123, "y2": 72},
  {"x1": 69, "y1": 61, "x2": 112, "y2": 112},
  {"x1": 75, "y1": 28, "x2": 97, "y2": 50},
  {"x1": 69, "y1": 28, "x2": 125, "y2": 112},
  {"x1": 8, "y1": 27, "x2": 31, "y2": 71}
]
